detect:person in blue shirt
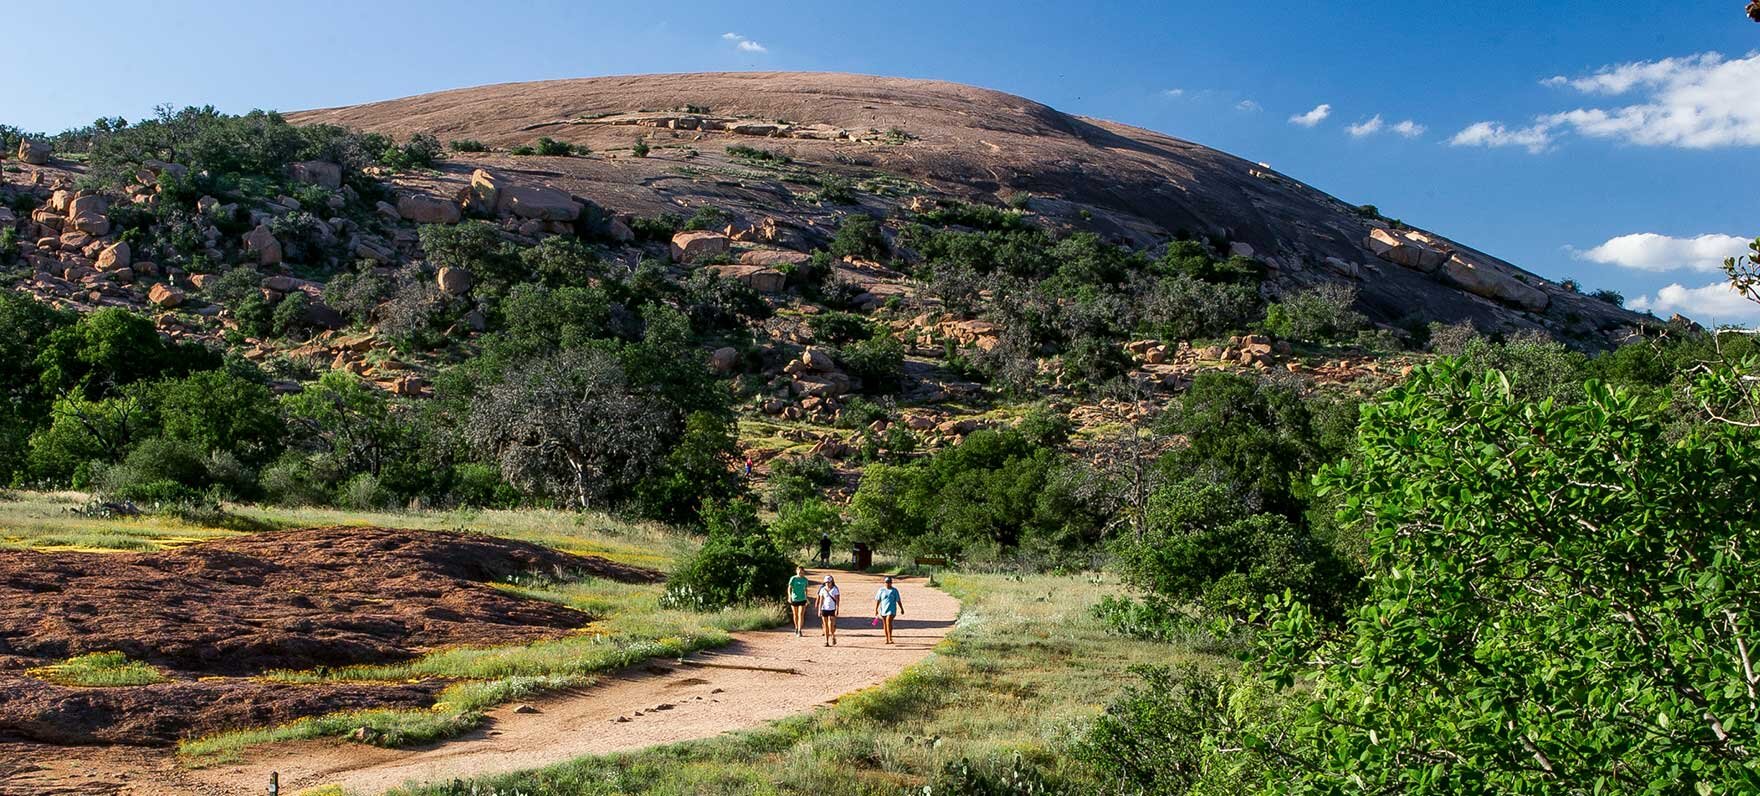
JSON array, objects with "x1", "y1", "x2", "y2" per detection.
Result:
[{"x1": 873, "y1": 576, "x2": 904, "y2": 645}]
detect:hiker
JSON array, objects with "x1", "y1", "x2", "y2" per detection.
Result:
[
  {"x1": 743, "y1": 456, "x2": 753, "y2": 477},
  {"x1": 817, "y1": 574, "x2": 841, "y2": 646},
  {"x1": 817, "y1": 531, "x2": 832, "y2": 566},
  {"x1": 874, "y1": 575, "x2": 904, "y2": 645},
  {"x1": 786, "y1": 566, "x2": 811, "y2": 637}
]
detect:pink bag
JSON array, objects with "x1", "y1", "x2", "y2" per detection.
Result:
[{"x1": 870, "y1": 617, "x2": 881, "y2": 627}]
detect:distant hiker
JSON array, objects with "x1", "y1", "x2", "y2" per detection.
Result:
[
  {"x1": 787, "y1": 566, "x2": 812, "y2": 637},
  {"x1": 817, "y1": 574, "x2": 841, "y2": 646},
  {"x1": 874, "y1": 576, "x2": 904, "y2": 645},
  {"x1": 817, "y1": 531, "x2": 832, "y2": 566},
  {"x1": 744, "y1": 457, "x2": 753, "y2": 477}
]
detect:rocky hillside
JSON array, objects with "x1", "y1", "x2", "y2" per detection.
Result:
[{"x1": 289, "y1": 71, "x2": 1644, "y2": 341}]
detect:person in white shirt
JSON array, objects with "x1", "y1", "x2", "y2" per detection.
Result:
[{"x1": 817, "y1": 574, "x2": 841, "y2": 647}]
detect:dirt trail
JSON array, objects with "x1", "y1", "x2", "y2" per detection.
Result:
[{"x1": 2, "y1": 570, "x2": 957, "y2": 796}]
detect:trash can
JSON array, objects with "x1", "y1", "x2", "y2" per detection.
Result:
[{"x1": 851, "y1": 542, "x2": 872, "y2": 571}]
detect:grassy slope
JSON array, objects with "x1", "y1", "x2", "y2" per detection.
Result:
[{"x1": 386, "y1": 571, "x2": 1231, "y2": 796}]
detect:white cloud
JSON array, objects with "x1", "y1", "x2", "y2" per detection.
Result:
[
  {"x1": 722, "y1": 32, "x2": 767, "y2": 52},
  {"x1": 1573, "y1": 232, "x2": 1753, "y2": 272},
  {"x1": 1345, "y1": 114, "x2": 1426, "y2": 139},
  {"x1": 1629, "y1": 281, "x2": 1760, "y2": 325},
  {"x1": 1346, "y1": 115, "x2": 1383, "y2": 137},
  {"x1": 1463, "y1": 51, "x2": 1760, "y2": 152},
  {"x1": 1289, "y1": 103, "x2": 1331, "y2": 127},
  {"x1": 1448, "y1": 120, "x2": 1555, "y2": 153},
  {"x1": 1390, "y1": 119, "x2": 1427, "y2": 138},
  {"x1": 1235, "y1": 99, "x2": 1262, "y2": 112},
  {"x1": 1161, "y1": 88, "x2": 1185, "y2": 99}
]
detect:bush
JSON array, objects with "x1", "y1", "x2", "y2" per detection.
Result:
[
  {"x1": 681, "y1": 205, "x2": 730, "y2": 232},
  {"x1": 836, "y1": 334, "x2": 905, "y2": 393},
  {"x1": 448, "y1": 139, "x2": 488, "y2": 153},
  {"x1": 765, "y1": 455, "x2": 837, "y2": 508},
  {"x1": 96, "y1": 437, "x2": 226, "y2": 504},
  {"x1": 532, "y1": 137, "x2": 582, "y2": 157},
  {"x1": 725, "y1": 144, "x2": 790, "y2": 165},
  {"x1": 1261, "y1": 283, "x2": 1365, "y2": 343},
  {"x1": 769, "y1": 497, "x2": 846, "y2": 554},
  {"x1": 660, "y1": 499, "x2": 794, "y2": 610},
  {"x1": 630, "y1": 139, "x2": 650, "y2": 158},
  {"x1": 1590, "y1": 288, "x2": 1625, "y2": 306},
  {"x1": 1078, "y1": 665, "x2": 1290, "y2": 795},
  {"x1": 806, "y1": 311, "x2": 873, "y2": 345},
  {"x1": 828, "y1": 214, "x2": 886, "y2": 260}
]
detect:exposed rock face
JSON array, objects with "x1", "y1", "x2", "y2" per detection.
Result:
[
  {"x1": 671, "y1": 231, "x2": 730, "y2": 263},
  {"x1": 465, "y1": 168, "x2": 501, "y2": 215},
  {"x1": 739, "y1": 249, "x2": 812, "y2": 267},
  {"x1": 1442, "y1": 254, "x2": 1550, "y2": 312},
  {"x1": 287, "y1": 72, "x2": 1650, "y2": 343},
  {"x1": 397, "y1": 192, "x2": 462, "y2": 224}
]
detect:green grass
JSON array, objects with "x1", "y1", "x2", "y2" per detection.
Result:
[
  {"x1": 28, "y1": 651, "x2": 168, "y2": 687},
  {"x1": 384, "y1": 571, "x2": 1231, "y2": 795},
  {"x1": 180, "y1": 577, "x2": 784, "y2": 765}
]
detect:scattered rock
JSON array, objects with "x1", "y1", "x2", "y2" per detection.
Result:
[
  {"x1": 709, "y1": 346, "x2": 739, "y2": 374},
  {"x1": 436, "y1": 266, "x2": 474, "y2": 296},
  {"x1": 244, "y1": 224, "x2": 283, "y2": 266},
  {"x1": 1365, "y1": 227, "x2": 1447, "y2": 272},
  {"x1": 705, "y1": 264, "x2": 786, "y2": 293},
  {"x1": 16, "y1": 138, "x2": 51, "y2": 165},
  {"x1": 290, "y1": 160, "x2": 342, "y2": 189},
  {"x1": 1441, "y1": 254, "x2": 1549, "y2": 312},
  {"x1": 94, "y1": 241, "x2": 130, "y2": 271},
  {"x1": 498, "y1": 184, "x2": 582, "y2": 221},
  {"x1": 147, "y1": 284, "x2": 185, "y2": 308}
]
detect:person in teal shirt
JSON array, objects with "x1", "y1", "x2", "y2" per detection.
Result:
[
  {"x1": 873, "y1": 576, "x2": 904, "y2": 645},
  {"x1": 786, "y1": 566, "x2": 811, "y2": 637}
]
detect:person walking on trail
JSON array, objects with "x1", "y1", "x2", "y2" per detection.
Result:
[
  {"x1": 874, "y1": 576, "x2": 904, "y2": 645},
  {"x1": 817, "y1": 531, "x2": 832, "y2": 567},
  {"x1": 786, "y1": 566, "x2": 811, "y2": 637},
  {"x1": 817, "y1": 574, "x2": 841, "y2": 646}
]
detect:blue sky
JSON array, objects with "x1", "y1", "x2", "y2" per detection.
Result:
[{"x1": 4, "y1": 1, "x2": 1757, "y2": 323}]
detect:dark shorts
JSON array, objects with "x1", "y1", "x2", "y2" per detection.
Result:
[
  {"x1": 789, "y1": 600, "x2": 807, "y2": 607},
  {"x1": 820, "y1": 608, "x2": 837, "y2": 618}
]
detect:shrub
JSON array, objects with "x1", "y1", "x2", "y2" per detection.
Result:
[
  {"x1": 1590, "y1": 288, "x2": 1625, "y2": 306},
  {"x1": 532, "y1": 137, "x2": 580, "y2": 157},
  {"x1": 765, "y1": 455, "x2": 837, "y2": 508},
  {"x1": 1261, "y1": 283, "x2": 1366, "y2": 342},
  {"x1": 681, "y1": 205, "x2": 730, "y2": 232},
  {"x1": 828, "y1": 214, "x2": 886, "y2": 260},
  {"x1": 660, "y1": 499, "x2": 794, "y2": 610},
  {"x1": 769, "y1": 497, "x2": 846, "y2": 554},
  {"x1": 725, "y1": 144, "x2": 790, "y2": 165},
  {"x1": 836, "y1": 334, "x2": 905, "y2": 393},
  {"x1": 448, "y1": 139, "x2": 488, "y2": 153},
  {"x1": 807, "y1": 311, "x2": 873, "y2": 345},
  {"x1": 96, "y1": 437, "x2": 221, "y2": 504},
  {"x1": 630, "y1": 139, "x2": 650, "y2": 158}
]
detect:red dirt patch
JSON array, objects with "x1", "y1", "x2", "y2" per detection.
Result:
[{"x1": 0, "y1": 526, "x2": 659, "y2": 745}]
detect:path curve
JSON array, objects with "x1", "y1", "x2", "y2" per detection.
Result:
[{"x1": 6, "y1": 570, "x2": 957, "y2": 796}]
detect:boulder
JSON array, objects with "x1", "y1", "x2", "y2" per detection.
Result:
[
  {"x1": 290, "y1": 160, "x2": 343, "y2": 189},
  {"x1": 244, "y1": 224, "x2": 283, "y2": 266},
  {"x1": 801, "y1": 346, "x2": 837, "y2": 372},
  {"x1": 1228, "y1": 241, "x2": 1256, "y2": 259},
  {"x1": 671, "y1": 231, "x2": 730, "y2": 263},
  {"x1": 397, "y1": 193, "x2": 462, "y2": 224},
  {"x1": 606, "y1": 217, "x2": 635, "y2": 243},
  {"x1": 95, "y1": 241, "x2": 130, "y2": 271},
  {"x1": 705, "y1": 264, "x2": 786, "y2": 293},
  {"x1": 1365, "y1": 227, "x2": 1447, "y2": 272},
  {"x1": 465, "y1": 169, "x2": 501, "y2": 215},
  {"x1": 16, "y1": 138, "x2": 50, "y2": 165},
  {"x1": 148, "y1": 284, "x2": 185, "y2": 308},
  {"x1": 67, "y1": 194, "x2": 107, "y2": 219},
  {"x1": 709, "y1": 346, "x2": 739, "y2": 374},
  {"x1": 738, "y1": 249, "x2": 811, "y2": 267},
  {"x1": 436, "y1": 266, "x2": 474, "y2": 296},
  {"x1": 1441, "y1": 254, "x2": 1549, "y2": 312},
  {"x1": 497, "y1": 184, "x2": 581, "y2": 221}
]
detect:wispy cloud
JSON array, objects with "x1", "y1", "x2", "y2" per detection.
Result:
[
  {"x1": 1457, "y1": 51, "x2": 1760, "y2": 153},
  {"x1": 1289, "y1": 103, "x2": 1331, "y2": 127},
  {"x1": 1235, "y1": 99, "x2": 1262, "y2": 112},
  {"x1": 1346, "y1": 115, "x2": 1383, "y2": 137},
  {"x1": 1629, "y1": 281, "x2": 1760, "y2": 325},
  {"x1": 1448, "y1": 121, "x2": 1554, "y2": 153},
  {"x1": 1345, "y1": 114, "x2": 1426, "y2": 138},
  {"x1": 1161, "y1": 88, "x2": 1185, "y2": 99},
  {"x1": 722, "y1": 32, "x2": 767, "y2": 53},
  {"x1": 1389, "y1": 119, "x2": 1426, "y2": 137},
  {"x1": 1571, "y1": 232, "x2": 1753, "y2": 272}
]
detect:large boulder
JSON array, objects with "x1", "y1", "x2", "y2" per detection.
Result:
[
  {"x1": 95, "y1": 241, "x2": 131, "y2": 271},
  {"x1": 738, "y1": 249, "x2": 812, "y2": 267},
  {"x1": 705, "y1": 264, "x2": 786, "y2": 293},
  {"x1": 1441, "y1": 254, "x2": 1550, "y2": 312},
  {"x1": 670, "y1": 231, "x2": 730, "y2": 263},
  {"x1": 497, "y1": 184, "x2": 581, "y2": 221},
  {"x1": 66, "y1": 194, "x2": 106, "y2": 219},
  {"x1": 465, "y1": 169, "x2": 501, "y2": 215},
  {"x1": 397, "y1": 193, "x2": 462, "y2": 225},
  {"x1": 1365, "y1": 227, "x2": 1448, "y2": 272},
  {"x1": 801, "y1": 346, "x2": 838, "y2": 373},
  {"x1": 290, "y1": 160, "x2": 342, "y2": 189},
  {"x1": 708, "y1": 346, "x2": 739, "y2": 374},
  {"x1": 244, "y1": 224, "x2": 283, "y2": 266},
  {"x1": 436, "y1": 266, "x2": 474, "y2": 296},
  {"x1": 16, "y1": 139, "x2": 50, "y2": 165},
  {"x1": 148, "y1": 283, "x2": 185, "y2": 308}
]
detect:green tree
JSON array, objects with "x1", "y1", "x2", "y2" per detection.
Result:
[
  {"x1": 35, "y1": 308, "x2": 219, "y2": 399},
  {"x1": 828, "y1": 214, "x2": 886, "y2": 260},
  {"x1": 661, "y1": 498, "x2": 796, "y2": 610},
  {"x1": 151, "y1": 370, "x2": 283, "y2": 466},
  {"x1": 1258, "y1": 360, "x2": 1760, "y2": 793}
]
